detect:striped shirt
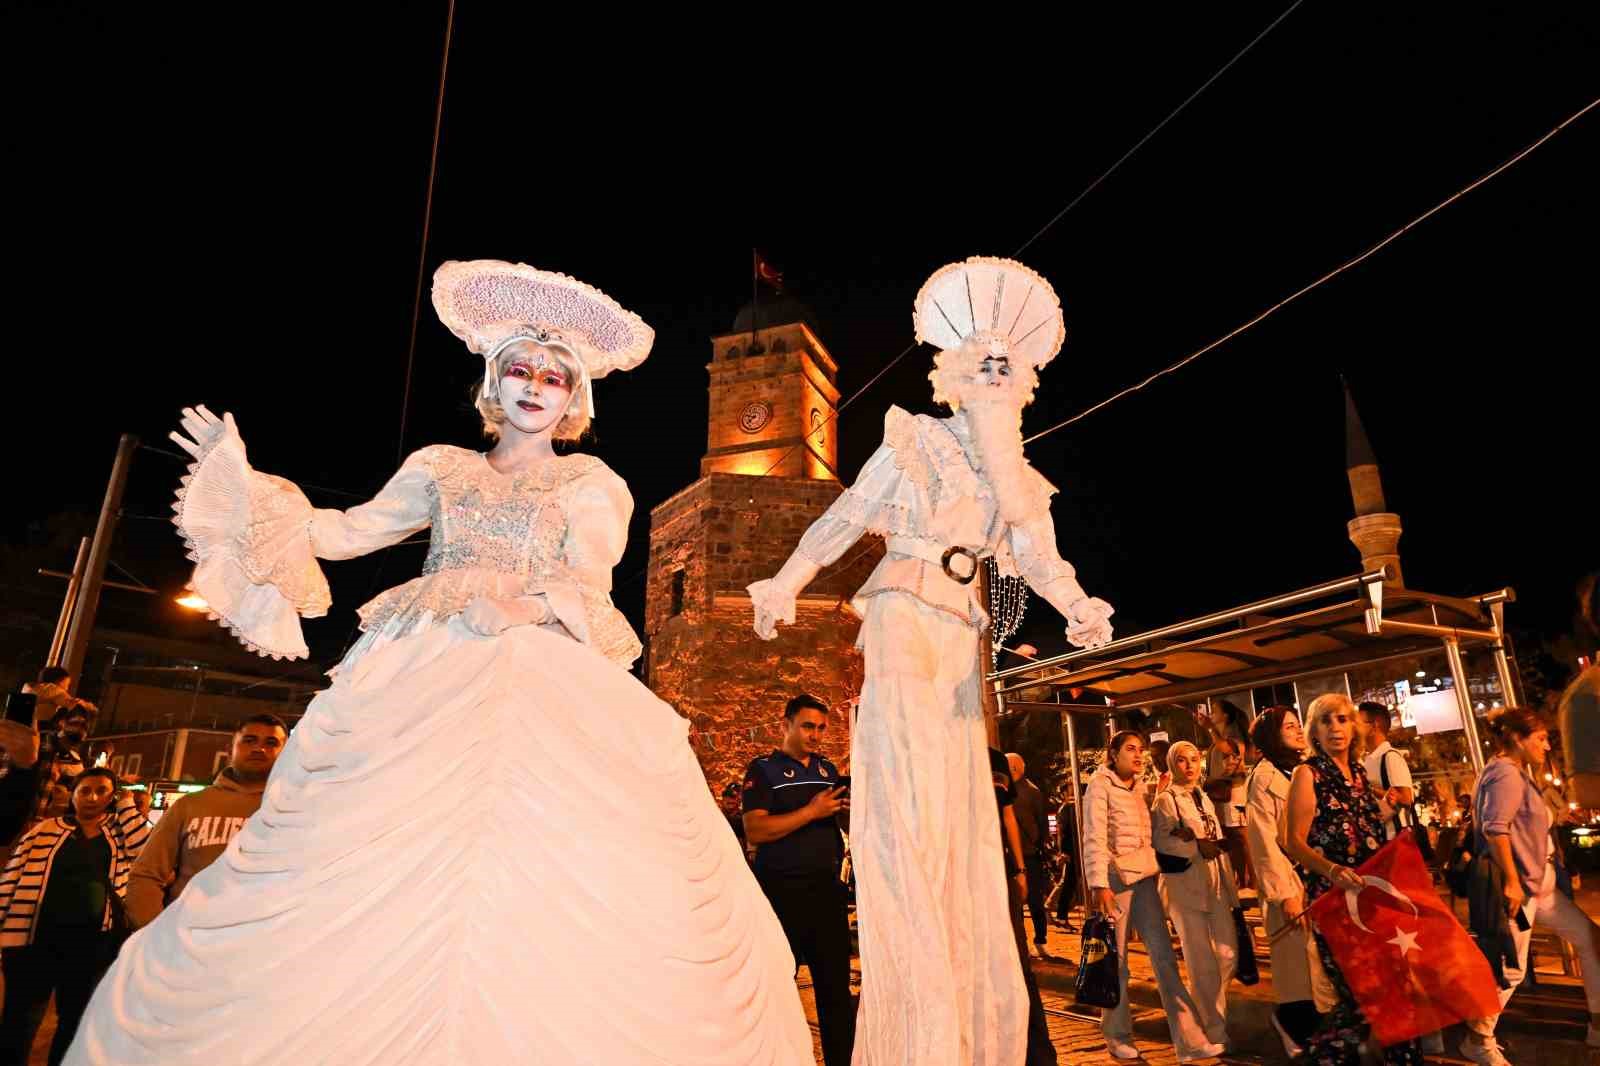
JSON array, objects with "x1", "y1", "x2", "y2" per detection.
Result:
[{"x1": 0, "y1": 793, "x2": 150, "y2": 947}]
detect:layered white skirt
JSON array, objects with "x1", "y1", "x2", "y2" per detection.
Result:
[{"x1": 67, "y1": 621, "x2": 813, "y2": 1065}]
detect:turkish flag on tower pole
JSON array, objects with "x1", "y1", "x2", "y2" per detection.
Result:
[
  {"x1": 1308, "y1": 834, "x2": 1502, "y2": 1045},
  {"x1": 754, "y1": 251, "x2": 784, "y2": 292}
]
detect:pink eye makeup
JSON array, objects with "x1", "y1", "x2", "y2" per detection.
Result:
[{"x1": 503, "y1": 360, "x2": 572, "y2": 389}]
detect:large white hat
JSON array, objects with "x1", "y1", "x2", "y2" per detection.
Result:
[
  {"x1": 431, "y1": 260, "x2": 655, "y2": 414},
  {"x1": 913, "y1": 256, "x2": 1065, "y2": 370}
]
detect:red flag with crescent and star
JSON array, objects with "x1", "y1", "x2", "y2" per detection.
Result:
[
  {"x1": 754, "y1": 252, "x2": 784, "y2": 292},
  {"x1": 1308, "y1": 833, "x2": 1502, "y2": 1044}
]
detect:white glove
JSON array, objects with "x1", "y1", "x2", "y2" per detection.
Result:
[
  {"x1": 170, "y1": 405, "x2": 236, "y2": 461},
  {"x1": 1064, "y1": 596, "x2": 1115, "y2": 649},
  {"x1": 458, "y1": 595, "x2": 553, "y2": 637},
  {"x1": 749, "y1": 555, "x2": 821, "y2": 640}
]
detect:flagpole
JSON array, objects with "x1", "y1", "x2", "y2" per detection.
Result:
[{"x1": 750, "y1": 247, "x2": 759, "y2": 353}]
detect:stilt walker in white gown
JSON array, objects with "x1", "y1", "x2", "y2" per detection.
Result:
[
  {"x1": 67, "y1": 260, "x2": 815, "y2": 1066},
  {"x1": 749, "y1": 257, "x2": 1116, "y2": 1066}
]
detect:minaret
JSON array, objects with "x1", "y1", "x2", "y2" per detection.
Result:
[{"x1": 1344, "y1": 379, "x2": 1403, "y2": 586}]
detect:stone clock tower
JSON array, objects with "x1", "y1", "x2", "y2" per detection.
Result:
[
  {"x1": 701, "y1": 298, "x2": 840, "y2": 480},
  {"x1": 646, "y1": 296, "x2": 881, "y2": 790}
]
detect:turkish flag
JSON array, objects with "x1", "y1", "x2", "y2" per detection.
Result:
[
  {"x1": 754, "y1": 252, "x2": 784, "y2": 291},
  {"x1": 1308, "y1": 834, "x2": 1502, "y2": 1045}
]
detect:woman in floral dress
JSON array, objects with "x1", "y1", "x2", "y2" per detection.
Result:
[{"x1": 1284, "y1": 693, "x2": 1422, "y2": 1066}]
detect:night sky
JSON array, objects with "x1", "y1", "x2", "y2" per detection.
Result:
[{"x1": 6, "y1": 5, "x2": 1595, "y2": 673}]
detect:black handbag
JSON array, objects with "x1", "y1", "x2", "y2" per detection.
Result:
[
  {"x1": 1156, "y1": 851, "x2": 1193, "y2": 874},
  {"x1": 1379, "y1": 751, "x2": 1435, "y2": 862},
  {"x1": 1231, "y1": 906, "x2": 1260, "y2": 985},
  {"x1": 1073, "y1": 912, "x2": 1122, "y2": 1009}
]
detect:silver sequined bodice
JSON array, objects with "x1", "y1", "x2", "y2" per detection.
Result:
[{"x1": 421, "y1": 453, "x2": 576, "y2": 579}]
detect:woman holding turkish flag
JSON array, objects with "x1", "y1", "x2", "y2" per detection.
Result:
[{"x1": 1284, "y1": 694, "x2": 1423, "y2": 1066}]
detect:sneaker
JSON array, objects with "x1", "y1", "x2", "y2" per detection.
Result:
[
  {"x1": 1269, "y1": 1014, "x2": 1302, "y2": 1058},
  {"x1": 1458, "y1": 1036, "x2": 1512, "y2": 1066},
  {"x1": 1106, "y1": 1040, "x2": 1142, "y2": 1060},
  {"x1": 1177, "y1": 1042, "x2": 1226, "y2": 1063},
  {"x1": 1421, "y1": 1031, "x2": 1445, "y2": 1054}
]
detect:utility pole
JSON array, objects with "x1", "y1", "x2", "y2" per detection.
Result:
[{"x1": 62, "y1": 434, "x2": 139, "y2": 688}]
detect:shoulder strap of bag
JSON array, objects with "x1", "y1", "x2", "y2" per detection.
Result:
[
  {"x1": 85, "y1": 832, "x2": 130, "y2": 934},
  {"x1": 1380, "y1": 750, "x2": 1416, "y2": 828}
]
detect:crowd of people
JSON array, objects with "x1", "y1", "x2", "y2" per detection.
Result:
[
  {"x1": 0, "y1": 667, "x2": 291, "y2": 1064},
  {"x1": 1061, "y1": 694, "x2": 1600, "y2": 1065},
  {"x1": 722, "y1": 685, "x2": 1600, "y2": 1066},
  {"x1": 729, "y1": 694, "x2": 1069, "y2": 1066}
]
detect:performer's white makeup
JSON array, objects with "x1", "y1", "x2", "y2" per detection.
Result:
[
  {"x1": 956, "y1": 336, "x2": 1030, "y2": 412},
  {"x1": 495, "y1": 340, "x2": 575, "y2": 437},
  {"x1": 976, "y1": 354, "x2": 1013, "y2": 388}
]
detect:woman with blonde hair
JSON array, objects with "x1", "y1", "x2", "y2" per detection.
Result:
[
  {"x1": 1152, "y1": 740, "x2": 1239, "y2": 1052},
  {"x1": 1285, "y1": 694, "x2": 1421, "y2": 1066}
]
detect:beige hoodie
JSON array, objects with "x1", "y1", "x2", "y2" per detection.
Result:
[{"x1": 125, "y1": 769, "x2": 266, "y2": 928}]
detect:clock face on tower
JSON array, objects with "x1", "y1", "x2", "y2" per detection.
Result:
[{"x1": 739, "y1": 401, "x2": 773, "y2": 434}]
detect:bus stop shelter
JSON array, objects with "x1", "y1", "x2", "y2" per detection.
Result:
[{"x1": 988, "y1": 567, "x2": 1522, "y2": 895}]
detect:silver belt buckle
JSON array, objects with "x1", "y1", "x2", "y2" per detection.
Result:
[{"x1": 940, "y1": 546, "x2": 979, "y2": 585}]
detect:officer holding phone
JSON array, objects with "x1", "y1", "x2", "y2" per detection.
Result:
[{"x1": 741, "y1": 693, "x2": 856, "y2": 1066}]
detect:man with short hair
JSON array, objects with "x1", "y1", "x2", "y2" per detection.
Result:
[
  {"x1": 21, "y1": 666, "x2": 97, "y2": 729},
  {"x1": 1006, "y1": 753, "x2": 1051, "y2": 957},
  {"x1": 742, "y1": 695, "x2": 856, "y2": 1066},
  {"x1": 125, "y1": 714, "x2": 289, "y2": 928},
  {"x1": 1359, "y1": 701, "x2": 1415, "y2": 840}
]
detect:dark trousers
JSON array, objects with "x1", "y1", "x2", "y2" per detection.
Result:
[
  {"x1": 761, "y1": 873, "x2": 857, "y2": 1066},
  {"x1": 1054, "y1": 854, "x2": 1079, "y2": 923},
  {"x1": 0, "y1": 931, "x2": 116, "y2": 1066},
  {"x1": 1024, "y1": 856, "x2": 1049, "y2": 945},
  {"x1": 1222, "y1": 824, "x2": 1253, "y2": 891},
  {"x1": 1009, "y1": 875, "x2": 1059, "y2": 1065}
]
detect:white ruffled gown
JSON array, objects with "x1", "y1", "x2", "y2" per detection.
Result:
[{"x1": 66, "y1": 432, "x2": 814, "y2": 1065}]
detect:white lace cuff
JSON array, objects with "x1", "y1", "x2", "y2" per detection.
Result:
[
  {"x1": 746, "y1": 579, "x2": 797, "y2": 628},
  {"x1": 173, "y1": 426, "x2": 331, "y2": 660}
]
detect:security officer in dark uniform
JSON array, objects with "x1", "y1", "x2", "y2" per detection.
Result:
[{"x1": 742, "y1": 694, "x2": 856, "y2": 1066}]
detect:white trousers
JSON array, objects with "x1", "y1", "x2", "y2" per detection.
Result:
[
  {"x1": 1469, "y1": 861, "x2": 1600, "y2": 1036},
  {"x1": 1102, "y1": 876, "x2": 1213, "y2": 1057},
  {"x1": 851, "y1": 595, "x2": 1027, "y2": 1066},
  {"x1": 1169, "y1": 903, "x2": 1237, "y2": 1045}
]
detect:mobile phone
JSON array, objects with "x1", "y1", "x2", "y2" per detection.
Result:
[{"x1": 1514, "y1": 908, "x2": 1531, "y2": 932}]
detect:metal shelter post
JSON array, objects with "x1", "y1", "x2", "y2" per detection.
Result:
[{"x1": 1443, "y1": 636, "x2": 1487, "y2": 775}]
